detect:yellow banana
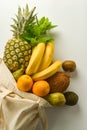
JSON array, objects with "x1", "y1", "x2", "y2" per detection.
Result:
[
  {"x1": 26, "y1": 42, "x2": 45, "y2": 75},
  {"x1": 38, "y1": 42, "x2": 54, "y2": 71},
  {"x1": 32, "y1": 60, "x2": 62, "y2": 81}
]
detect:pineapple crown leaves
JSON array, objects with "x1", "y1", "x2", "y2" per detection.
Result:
[
  {"x1": 11, "y1": 4, "x2": 57, "y2": 46},
  {"x1": 11, "y1": 4, "x2": 36, "y2": 38}
]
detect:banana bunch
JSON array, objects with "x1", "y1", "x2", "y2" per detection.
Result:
[{"x1": 26, "y1": 42, "x2": 62, "y2": 80}]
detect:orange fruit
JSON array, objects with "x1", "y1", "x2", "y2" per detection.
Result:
[
  {"x1": 17, "y1": 74, "x2": 33, "y2": 92},
  {"x1": 32, "y1": 80, "x2": 50, "y2": 97}
]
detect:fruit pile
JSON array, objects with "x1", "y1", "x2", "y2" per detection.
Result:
[{"x1": 3, "y1": 4, "x2": 78, "y2": 106}]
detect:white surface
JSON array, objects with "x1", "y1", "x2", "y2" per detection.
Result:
[{"x1": 0, "y1": 0, "x2": 87, "y2": 130}]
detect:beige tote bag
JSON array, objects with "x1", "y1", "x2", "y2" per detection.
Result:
[{"x1": 0, "y1": 58, "x2": 51, "y2": 130}]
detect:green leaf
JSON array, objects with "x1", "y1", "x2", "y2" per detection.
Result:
[{"x1": 37, "y1": 35, "x2": 54, "y2": 43}]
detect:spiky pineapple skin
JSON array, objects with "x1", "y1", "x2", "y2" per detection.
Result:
[{"x1": 3, "y1": 38, "x2": 32, "y2": 72}]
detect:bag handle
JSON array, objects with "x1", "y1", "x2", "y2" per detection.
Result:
[{"x1": 0, "y1": 86, "x2": 12, "y2": 99}]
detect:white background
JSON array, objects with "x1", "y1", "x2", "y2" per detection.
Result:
[{"x1": 0, "y1": 0, "x2": 87, "y2": 130}]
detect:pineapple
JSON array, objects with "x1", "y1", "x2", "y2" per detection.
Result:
[{"x1": 3, "y1": 4, "x2": 36, "y2": 72}]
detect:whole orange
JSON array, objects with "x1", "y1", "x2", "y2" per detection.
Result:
[
  {"x1": 17, "y1": 75, "x2": 33, "y2": 92},
  {"x1": 32, "y1": 80, "x2": 50, "y2": 97}
]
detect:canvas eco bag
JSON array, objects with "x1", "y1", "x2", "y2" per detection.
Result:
[{"x1": 0, "y1": 58, "x2": 51, "y2": 130}]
